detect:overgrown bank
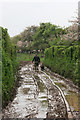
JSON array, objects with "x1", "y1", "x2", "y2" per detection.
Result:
[
  {"x1": 43, "y1": 45, "x2": 80, "y2": 86},
  {"x1": 2, "y1": 27, "x2": 18, "y2": 107}
]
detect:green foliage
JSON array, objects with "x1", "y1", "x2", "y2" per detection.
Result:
[
  {"x1": 2, "y1": 27, "x2": 18, "y2": 107},
  {"x1": 11, "y1": 23, "x2": 67, "y2": 53},
  {"x1": 17, "y1": 53, "x2": 44, "y2": 62},
  {"x1": 17, "y1": 53, "x2": 35, "y2": 62},
  {"x1": 31, "y1": 22, "x2": 66, "y2": 52},
  {"x1": 11, "y1": 35, "x2": 21, "y2": 45},
  {"x1": 11, "y1": 26, "x2": 38, "y2": 52},
  {"x1": 44, "y1": 45, "x2": 80, "y2": 86}
]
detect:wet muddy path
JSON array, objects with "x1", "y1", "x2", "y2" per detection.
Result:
[{"x1": 2, "y1": 62, "x2": 80, "y2": 119}]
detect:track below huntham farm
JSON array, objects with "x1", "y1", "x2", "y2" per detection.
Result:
[{"x1": 2, "y1": 62, "x2": 80, "y2": 119}]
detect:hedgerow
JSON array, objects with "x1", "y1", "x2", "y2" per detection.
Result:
[
  {"x1": 44, "y1": 45, "x2": 80, "y2": 86},
  {"x1": 2, "y1": 27, "x2": 18, "y2": 107}
]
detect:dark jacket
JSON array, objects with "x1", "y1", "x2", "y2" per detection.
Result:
[{"x1": 32, "y1": 55, "x2": 40, "y2": 63}]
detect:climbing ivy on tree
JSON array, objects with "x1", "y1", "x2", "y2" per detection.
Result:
[
  {"x1": 2, "y1": 27, "x2": 18, "y2": 107},
  {"x1": 44, "y1": 45, "x2": 80, "y2": 86}
]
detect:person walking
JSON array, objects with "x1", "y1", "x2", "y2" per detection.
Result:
[{"x1": 32, "y1": 54, "x2": 40, "y2": 70}]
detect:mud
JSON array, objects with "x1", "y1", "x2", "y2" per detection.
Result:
[
  {"x1": 44, "y1": 67, "x2": 80, "y2": 119},
  {"x1": 2, "y1": 62, "x2": 80, "y2": 119}
]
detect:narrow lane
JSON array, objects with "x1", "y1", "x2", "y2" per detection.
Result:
[
  {"x1": 2, "y1": 62, "x2": 79, "y2": 119},
  {"x1": 36, "y1": 71, "x2": 67, "y2": 118}
]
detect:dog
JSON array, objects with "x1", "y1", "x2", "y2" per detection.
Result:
[{"x1": 40, "y1": 63, "x2": 44, "y2": 71}]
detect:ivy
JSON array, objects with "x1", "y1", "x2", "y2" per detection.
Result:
[
  {"x1": 1, "y1": 27, "x2": 18, "y2": 107},
  {"x1": 44, "y1": 45, "x2": 80, "y2": 86}
]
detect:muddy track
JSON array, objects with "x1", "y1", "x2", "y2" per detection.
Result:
[
  {"x1": 2, "y1": 62, "x2": 79, "y2": 119},
  {"x1": 37, "y1": 71, "x2": 72, "y2": 118}
]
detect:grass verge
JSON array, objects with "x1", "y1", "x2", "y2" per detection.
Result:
[
  {"x1": 17, "y1": 53, "x2": 44, "y2": 62},
  {"x1": 65, "y1": 92, "x2": 80, "y2": 111}
]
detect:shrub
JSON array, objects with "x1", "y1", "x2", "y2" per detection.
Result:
[{"x1": 44, "y1": 45, "x2": 80, "y2": 86}]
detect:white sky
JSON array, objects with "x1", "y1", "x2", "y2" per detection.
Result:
[{"x1": 0, "y1": 0, "x2": 79, "y2": 37}]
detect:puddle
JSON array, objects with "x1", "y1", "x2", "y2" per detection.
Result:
[
  {"x1": 2, "y1": 63, "x2": 79, "y2": 119},
  {"x1": 2, "y1": 64, "x2": 48, "y2": 118}
]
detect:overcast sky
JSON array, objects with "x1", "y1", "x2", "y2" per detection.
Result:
[{"x1": 0, "y1": 0, "x2": 79, "y2": 37}]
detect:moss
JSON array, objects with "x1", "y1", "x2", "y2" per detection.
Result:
[
  {"x1": 41, "y1": 100, "x2": 48, "y2": 103},
  {"x1": 37, "y1": 80, "x2": 46, "y2": 92},
  {"x1": 40, "y1": 96, "x2": 47, "y2": 98},
  {"x1": 34, "y1": 75, "x2": 40, "y2": 80},
  {"x1": 55, "y1": 82, "x2": 67, "y2": 88},
  {"x1": 44, "y1": 76, "x2": 49, "y2": 79},
  {"x1": 34, "y1": 75, "x2": 46, "y2": 92}
]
